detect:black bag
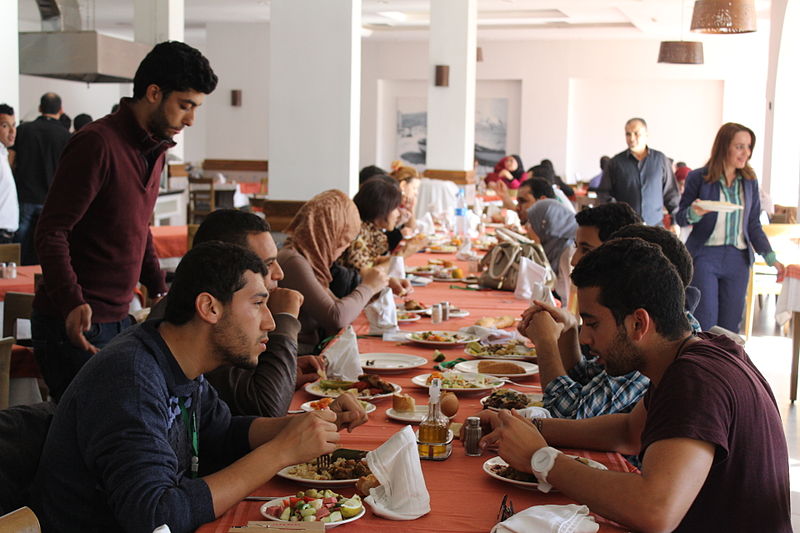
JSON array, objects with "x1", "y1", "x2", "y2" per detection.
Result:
[{"x1": 329, "y1": 263, "x2": 361, "y2": 299}]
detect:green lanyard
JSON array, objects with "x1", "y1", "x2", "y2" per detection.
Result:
[{"x1": 178, "y1": 397, "x2": 199, "y2": 478}]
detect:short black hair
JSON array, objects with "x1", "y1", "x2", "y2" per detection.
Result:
[
  {"x1": 59, "y1": 114, "x2": 71, "y2": 131},
  {"x1": 574, "y1": 203, "x2": 642, "y2": 242},
  {"x1": 571, "y1": 238, "x2": 690, "y2": 340},
  {"x1": 529, "y1": 164, "x2": 555, "y2": 184},
  {"x1": 164, "y1": 241, "x2": 267, "y2": 326},
  {"x1": 0, "y1": 104, "x2": 14, "y2": 116},
  {"x1": 520, "y1": 177, "x2": 555, "y2": 199},
  {"x1": 609, "y1": 225, "x2": 693, "y2": 288},
  {"x1": 40, "y1": 93, "x2": 61, "y2": 115},
  {"x1": 133, "y1": 41, "x2": 218, "y2": 100},
  {"x1": 193, "y1": 209, "x2": 271, "y2": 248},
  {"x1": 73, "y1": 113, "x2": 93, "y2": 131},
  {"x1": 354, "y1": 177, "x2": 402, "y2": 223},
  {"x1": 359, "y1": 165, "x2": 386, "y2": 185}
]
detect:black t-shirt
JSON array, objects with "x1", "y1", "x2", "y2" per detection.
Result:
[
  {"x1": 12, "y1": 116, "x2": 71, "y2": 204},
  {"x1": 641, "y1": 333, "x2": 791, "y2": 532}
]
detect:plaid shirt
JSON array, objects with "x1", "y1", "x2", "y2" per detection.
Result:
[{"x1": 544, "y1": 311, "x2": 702, "y2": 419}]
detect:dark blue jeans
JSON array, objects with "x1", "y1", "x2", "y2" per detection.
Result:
[
  {"x1": 690, "y1": 245, "x2": 750, "y2": 332},
  {"x1": 32, "y1": 311, "x2": 133, "y2": 402},
  {"x1": 16, "y1": 203, "x2": 42, "y2": 265}
]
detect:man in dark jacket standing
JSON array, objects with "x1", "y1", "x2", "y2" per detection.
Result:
[
  {"x1": 32, "y1": 41, "x2": 218, "y2": 401},
  {"x1": 11, "y1": 92, "x2": 70, "y2": 264}
]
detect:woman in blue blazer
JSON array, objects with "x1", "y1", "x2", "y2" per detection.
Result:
[{"x1": 676, "y1": 123, "x2": 784, "y2": 332}]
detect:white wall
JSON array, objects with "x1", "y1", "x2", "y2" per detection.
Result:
[
  {"x1": 361, "y1": 34, "x2": 769, "y2": 186},
  {"x1": 1, "y1": 1, "x2": 19, "y2": 114},
  {"x1": 17, "y1": 76, "x2": 129, "y2": 125}
]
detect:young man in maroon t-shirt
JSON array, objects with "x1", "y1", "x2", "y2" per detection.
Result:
[{"x1": 482, "y1": 238, "x2": 791, "y2": 532}]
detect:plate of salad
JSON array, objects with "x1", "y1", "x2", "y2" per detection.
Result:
[{"x1": 260, "y1": 488, "x2": 365, "y2": 527}]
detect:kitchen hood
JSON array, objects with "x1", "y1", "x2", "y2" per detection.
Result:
[{"x1": 19, "y1": 0, "x2": 151, "y2": 83}]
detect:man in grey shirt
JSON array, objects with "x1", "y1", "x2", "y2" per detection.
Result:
[{"x1": 597, "y1": 117, "x2": 680, "y2": 227}]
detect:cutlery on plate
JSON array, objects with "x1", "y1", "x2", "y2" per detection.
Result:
[{"x1": 243, "y1": 496, "x2": 283, "y2": 501}]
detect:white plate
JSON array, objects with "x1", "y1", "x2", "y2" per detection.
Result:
[
  {"x1": 397, "y1": 306, "x2": 432, "y2": 315},
  {"x1": 449, "y1": 309, "x2": 470, "y2": 318},
  {"x1": 464, "y1": 342, "x2": 537, "y2": 361},
  {"x1": 305, "y1": 381, "x2": 401, "y2": 401},
  {"x1": 276, "y1": 465, "x2": 362, "y2": 487},
  {"x1": 696, "y1": 200, "x2": 743, "y2": 213},
  {"x1": 299, "y1": 400, "x2": 377, "y2": 414},
  {"x1": 410, "y1": 372, "x2": 504, "y2": 392},
  {"x1": 397, "y1": 314, "x2": 422, "y2": 323},
  {"x1": 406, "y1": 331, "x2": 480, "y2": 346},
  {"x1": 359, "y1": 353, "x2": 428, "y2": 373},
  {"x1": 260, "y1": 498, "x2": 365, "y2": 528},
  {"x1": 479, "y1": 390, "x2": 543, "y2": 408},
  {"x1": 483, "y1": 455, "x2": 607, "y2": 491},
  {"x1": 427, "y1": 246, "x2": 458, "y2": 254},
  {"x1": 454, "y1": 359, "x2": 539, "y2": 378},
  {"x1": 385, "y1": 405, "x2": 455, "y2": 424}
]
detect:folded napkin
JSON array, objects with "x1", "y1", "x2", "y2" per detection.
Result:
[
  {"x1": 491, "y1": 504, "x2": 599, "y2": 533},
  {"x1": 365, "y1": 425, "x2": 431, "y2": 520},
  {"x1": 382, "y1": 329, "x2": 410, "y2": 342},
  {"x1": 407, "y1": 275, "x2": 433, "y2": 287},
  {"x1": 517, "y1": 406, "x2": 552, "y2": 420},
  {"x1": 455, "y1": 239, "x2": 479, "y2": 261},
  {"x1": 416, "y1": 212, "x2": 436, "y2": 235},
  {"x1": 387, "y1": 256, "x2": 406, "y2": 279},
  {"x1": 365, "y1": 287, "x2": 399, "y2": 335},
  {"x1": 514, "y1": 257, "x2": 554, "y2": 303},
  {"x1": 324, "y1": 326, "x2": 362, "y2": 381},
  {"x1": 458, "y1": 326, "x2": 526, "y2": 344}
]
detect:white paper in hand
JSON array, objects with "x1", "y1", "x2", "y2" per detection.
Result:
[
  {"x1": 491, "y1": 504, "x2": 598, "y2": 533},
  {"x1": 514, "y1": 256, "x2": 548, "y2": 300},
  {"x1": 365, "y1": 426, "x2": 431, "y2": 520},
  {"x1": 365, "y1": 287, "x2": 398, "y2": 335},
  {"x1": 324, "y1": 326, "x2": 362, "y2": 381}
]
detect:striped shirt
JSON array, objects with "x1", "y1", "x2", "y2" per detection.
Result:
[{"x1": 687, "y1": 174, "x2": 747, "y2": 249}]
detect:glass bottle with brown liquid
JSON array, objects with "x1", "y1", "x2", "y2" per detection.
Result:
[{"x1": 417, "y1": 378, "x2": 451, "y2": 460}]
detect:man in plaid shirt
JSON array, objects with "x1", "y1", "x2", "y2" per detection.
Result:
[{"x1": 524, "y1": 205, "x2": 700, "y2": 419}]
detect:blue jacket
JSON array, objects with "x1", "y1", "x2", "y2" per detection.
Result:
[{"x1": 676, "y1": 167, "x2": 772, "y2": 265}]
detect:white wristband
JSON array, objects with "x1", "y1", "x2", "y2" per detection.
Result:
[{"x1": 530, "y1": 446, "x2": 562, "y2": 493}]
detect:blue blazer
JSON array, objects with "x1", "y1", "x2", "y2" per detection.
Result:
[{"x1": 676, "y1": 167, "x2": 772, "y2": 265}]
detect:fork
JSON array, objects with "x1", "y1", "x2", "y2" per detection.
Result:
[
  {"x1": 499, "y1": 378, "x2": 540, "y2": 388},
  {"x1": 316, "y1": 453, "x2": 332, "y2": 470}
]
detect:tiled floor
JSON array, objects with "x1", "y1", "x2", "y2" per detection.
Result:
[{"x1": 745, "y1": 298, "x2": 798, "y2": 530}]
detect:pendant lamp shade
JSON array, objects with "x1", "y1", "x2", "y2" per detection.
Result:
[
  {"x1": 690, "y1": 0, "x2": 756, "y2": 34},
  {"x1": 658, "y1": 41, "x2": 704, "y2": 64}
]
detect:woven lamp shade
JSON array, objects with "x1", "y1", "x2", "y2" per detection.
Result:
[
  {"x1": 690, "y1": 0, "x2": 756, "y2": 34},
  {"x1": 658, "y1": 41, "x2": 704, "y2": 64}
]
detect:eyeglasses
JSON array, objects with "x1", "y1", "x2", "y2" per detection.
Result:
[{"x1": 497, "y1": 494, "x2": 515, "y2": 522}]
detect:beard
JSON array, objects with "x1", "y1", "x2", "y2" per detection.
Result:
[
  {"x1": 603, "y1": 326, "x2": 646, "y2": 376},
  {"x1": 211, "y1": 314, "x2": 259, "y2": 371},
  {"x1": 146, "y1": 102, "x2": 176, "y2": 142}
]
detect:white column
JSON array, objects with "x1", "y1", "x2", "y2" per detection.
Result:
[
  {"x1": 269, "y1": 0, "x2": 361, "y2": 200},
  {"x1": 762, "y1": 0, "x2": 800, "y2": 206},
  {"x1": 0, "y1": 1, "x2": 19, "y2": 113},
  {"x1": 426, "y1": 0, "x2": 477, "y2": 175},
  {"x1": 134, "y1": 0, "x2": 186, "y2": 161}
]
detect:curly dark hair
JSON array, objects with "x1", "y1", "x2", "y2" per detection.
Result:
[
  {"x1": 164, "y1": 242, "x2": 267, "y2": 326},
  {"x1": 133, "y1": 41, "x2": 218, "y2": 100},
  {"x1": 610, "y1": 225, "x2": 693, "y2": 288},
  {"x1": 574, "y1": 203, "x2": 642, "y2": 242},
  {"x1": 571, "y1": 238, "x2": 690, "y2": 340}
]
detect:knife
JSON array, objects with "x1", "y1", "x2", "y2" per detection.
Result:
[{"x1": 244, "y1": 496, "x2": 283, "y2": 502}]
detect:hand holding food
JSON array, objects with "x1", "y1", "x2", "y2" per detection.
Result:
[
  {"x1": 480, "y1": 409, "x2": 546, "y2": 474},
  {"x1": 362, "y1": 267, "x2": 389, "y2": 292},
  {"x1": 388, "y1": 276, "x2": 413, "y2": 297},
  {"x1": 329, "y1": 392, "x2": 369, "y2": 432},
  {"x1": 296, "y1": 355, "x2": 327, "y2": 389},
  {"x1": 273, "y1": 409, "x2": 340, "y2": 466}
]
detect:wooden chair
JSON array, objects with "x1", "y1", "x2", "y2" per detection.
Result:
[
  {"x1": 0, "y1": 506, "x2": 40, "y2": 533},
  {"x1": 187, "y1": 224, "x2": 200, "y2": 251},
  {"x1": 0, "y1": 337, "x2": 13, "y2": 410},
  {"x1": 187, "y1": 177, "x2": 215, "y2": 224},
  {"x1": 0, "y1": 244, "x2": 20, "y2": 265},
  {"x1": 3, "y1": 293, "x2": 34, "y2": 339}
]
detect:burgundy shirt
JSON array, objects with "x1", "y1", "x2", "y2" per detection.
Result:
[
  {"x1": 34, "y1": 99, "x2": 170, "y2": 322},
  {"x1": 641, "y1": 333, "x2": 791, "y2": 532}
]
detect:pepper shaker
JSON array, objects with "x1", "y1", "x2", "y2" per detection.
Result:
[
  {"x1": 464, "y1": 416, "x2": 483, "y2": 456},
  {"x1": 431, "y1": 304, "x2": 442, "y2": 324}
]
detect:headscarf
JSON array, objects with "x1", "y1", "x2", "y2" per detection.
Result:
[
  {"x1": 494, "y1": 155, "x2": 525, "y2": 182},
  {"x1": 526, "y1": 199, "x2": 578, "y2": 275},
  {"x1": 284, "y1": 189, "x2": 362, "y2": 286}
]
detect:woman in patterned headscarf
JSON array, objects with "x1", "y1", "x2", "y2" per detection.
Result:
[{"x1": 278, "y1": 190, "x2": 389, "y2": 354}]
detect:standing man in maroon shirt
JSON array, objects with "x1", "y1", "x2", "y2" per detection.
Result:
[{"x1": 32, "y1": 41, "x2": 218, "y2": 401}]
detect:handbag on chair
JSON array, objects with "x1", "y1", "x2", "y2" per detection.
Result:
[{"x1": 478, "y1": 228, "x2": 555, "y2": 291}]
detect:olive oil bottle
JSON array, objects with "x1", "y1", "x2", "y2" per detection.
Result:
[{"x1": 417, "y1": 378, "x2": 451, "y2": 460}]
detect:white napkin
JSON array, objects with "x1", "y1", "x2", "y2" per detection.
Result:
[
  {"x1": 455, "y1": 239, "x2": 478, "y2": 261},
  {"x1": 387, "y1": 256, "x2": 406, "y2": 279},
  {"x1": 324, "y1": 326, "x2": 362, "y2": 381},
  {"x1": 416, "y1": 212, "x2": 436, "y2": 235},
  {"x1": 152, "y1": 526, "x2": 172, "y2": 533},
  {"x1": 382, "y1": 330, "x2": 410, "y2": 342},
  {"x1": 407, "y1": 275, "x2": 433, "y2": 287},
  {"x1": 365, "y1": 426, "x2": 431, "y2": 520},
  {"x1": 514, "y1": 257, "x2": 549, "y2": 301},
  {"x1": 458, "y1": 326, "x2": 525, "y2": 344},
  {"x1": 491, "y1": 504, "x2": 599, "y2": 533},
  {"x1": 518, "y1": 406, "x2": 552, "y2": 420},
  {"x1": 365, "y1": 288, "x2": 399, "y2": 335}
]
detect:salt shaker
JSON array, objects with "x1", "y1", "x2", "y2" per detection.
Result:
[
  {"x1": 431, "y1": 304, "x2": 442, "y2": 324},
  {"x1": 0, "y1": 262, "x2": 6, "y2": 279},
  {"x1": 6, "y1": 261, "x2": 16, "y2": 279},
  {"x1": 440, "y1": 301, "x2": 450, "y2": 321},
  {"x1": 464, "y1": 416, "x2": 483, "y2": 456}
]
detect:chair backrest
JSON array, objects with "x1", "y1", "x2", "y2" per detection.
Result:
[
  {"x1": 0, "y1": 337, "x2": 13, "y2": 410},
  {"x1": 0, "y1": 506, "x2": 40, "y2": 533},
  {"x1": 187, "y1": 224, "x2": 200, "y2": 251},
  {"x1": 0, "y1": 244, "x2": 20, "y2": 265},
  {"x1": 3, "y1": 293, "x2": 34, "y2": 339},
  {"x1": 188, "y1": 177, "x2": 215, "y2": 223}
]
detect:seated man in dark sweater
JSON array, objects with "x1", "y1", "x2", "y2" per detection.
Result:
[
  {"x1": 481, "y1": 239, "x2": 791, "y2": 532},
  {"x1": 32, "y1": 242, "x2": 368, "y2": 533}
]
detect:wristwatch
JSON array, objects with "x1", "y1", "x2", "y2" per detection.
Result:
[{"x1": 530, "y1": 446, "x2": 562, "y2": 493}]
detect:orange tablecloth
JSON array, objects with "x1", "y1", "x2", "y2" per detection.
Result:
[
  {"x1": 151, "y1": 225, "x2": 188, "y2": 259},
  {"x1": 197, "y1": 252, "x2": 634, "y2": 533},
  {"x1": 0, "y1": 265, "x2": 41, "y2": 301}
]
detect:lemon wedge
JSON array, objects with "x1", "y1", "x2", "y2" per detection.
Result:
[{"x1": 340, "y1": 498, "x2": 363, "y2": 519}]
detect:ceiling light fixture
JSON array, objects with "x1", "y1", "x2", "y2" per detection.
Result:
[
  {"x1": 658, "y1": 0, "x2": 704, "y2": 64},
  {"x1": 690, "y1": 0, "x2": 756, "y2": 34}
]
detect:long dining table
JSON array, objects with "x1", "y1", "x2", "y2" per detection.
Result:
[{"x1": 197, "y1": 252, "x2": 635, "y2": 533}]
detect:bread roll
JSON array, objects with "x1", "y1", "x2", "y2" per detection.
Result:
[
  {"x1": 476, "y1": 315, "x2": 515, "y2": 329},
  {"x1": 478, "y1": 361, "x2": 526, "y2": 374},
  {"x1": 392, "y1": 393, "x2": 416, "y2": 412}
]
